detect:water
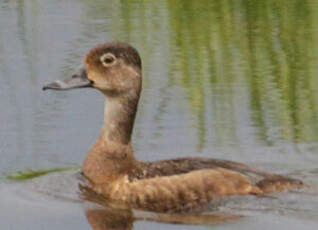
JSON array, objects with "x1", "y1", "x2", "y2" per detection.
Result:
[{"x1": 0, "y1": 0, "x2": 318, "y2": 229}]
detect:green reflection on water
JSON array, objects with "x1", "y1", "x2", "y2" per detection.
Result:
[
  {"x1": 242, "y1": 0, "x2": 318, "y2": 143},
  {"x1": 110, "y1": 0, "x2": 318, "y2": 146},
  {"x1": 168, "y1": 0, "x2": 318, "y2": 144}
]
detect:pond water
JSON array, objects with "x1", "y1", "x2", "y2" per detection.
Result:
[{"x1": 0, "y1": 0, "x2": 318, "y2": 229}]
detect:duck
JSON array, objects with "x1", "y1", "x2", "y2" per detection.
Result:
[{"x1": 43, "y1": 41, "x2": 305, "y2": 213}]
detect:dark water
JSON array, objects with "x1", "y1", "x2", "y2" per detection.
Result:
[{"x1": 0, "y1": 0, "x2": 318, "y2": 229}]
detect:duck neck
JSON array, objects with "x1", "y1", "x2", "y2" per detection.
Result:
[
  {"x1": 83, "y1": 92, "x2": 140, "y2": 184},
  {"x1": 102, "y1": 94, "x2": 138, "y2": 145}
]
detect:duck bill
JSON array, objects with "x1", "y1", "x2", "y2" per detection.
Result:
[{"x1": 42, "y1": 68, "x2": 93, "y2": 91}]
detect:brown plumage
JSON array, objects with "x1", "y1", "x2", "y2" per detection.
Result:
[{"x1": 44, "y1": 41, "x2": 306, "y2": 213}]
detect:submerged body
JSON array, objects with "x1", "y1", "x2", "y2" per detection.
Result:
[{"x1": 44, "y1": 42, "x2": 305, "y2": 212}]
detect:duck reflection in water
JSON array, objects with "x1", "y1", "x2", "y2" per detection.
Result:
[{"x1": 84, "y1": 207, "x2": 242, "y2": 230}]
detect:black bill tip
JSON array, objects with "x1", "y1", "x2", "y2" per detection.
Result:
[{"x1": 42, "y1": 82, "x2": 63, "y2": 91}]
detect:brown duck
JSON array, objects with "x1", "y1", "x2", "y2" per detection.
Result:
[{"x1": 43, "y1": 41, "x2": 305, "y2": 213}]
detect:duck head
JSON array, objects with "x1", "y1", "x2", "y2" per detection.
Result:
[
  {"x1": 43, "y1": 42, "x2": 142, "y2": 99},
  {"x1": 44, "y1": 41, "x2": 143, "y2": 149}
]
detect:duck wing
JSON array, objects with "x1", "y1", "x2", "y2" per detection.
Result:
[
  {"x1": 124, "y1": 167, "x2": 262, "y2": 212},
  {"x1": 133, "y1": 157, "x2": 269, "y2": 182},
  {"x1": 132, "y1": 157, "x2": 304, "y2": 192}
]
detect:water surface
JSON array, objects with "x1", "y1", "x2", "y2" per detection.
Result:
[{"x1": 0, "y1": 0, "x2": 318, "y2": 229}]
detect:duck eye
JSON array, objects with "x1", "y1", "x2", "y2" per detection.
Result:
[
  {"x1": 100, "y1": 53, "x2": 116, "y2": 66},
  {"x1": 104, "y1": 56, "x2": 114, "y2": 63}
]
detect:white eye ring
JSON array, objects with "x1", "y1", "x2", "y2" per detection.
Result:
[{"x1": 100, "y1": 53, "x2": 116, "y2": 67}]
